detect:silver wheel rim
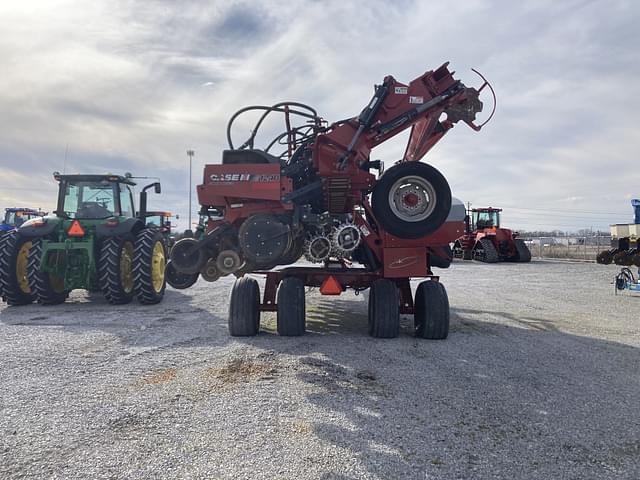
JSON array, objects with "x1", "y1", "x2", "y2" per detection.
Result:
[{"x1": 388, "y1": 175, "x2": 437, "y2": 222}]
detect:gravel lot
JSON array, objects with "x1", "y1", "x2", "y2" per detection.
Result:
[{"x1": 1, "y1": 260, "x2": 638, "y2": 479}]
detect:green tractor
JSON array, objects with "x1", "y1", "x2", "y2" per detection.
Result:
[{"x1": 0, "y1": 172, "x2": 167, "y2": 306}]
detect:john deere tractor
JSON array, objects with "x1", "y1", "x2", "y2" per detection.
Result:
[{"x1": 0, "y1": 173, "x2": 167, "y2": 306}]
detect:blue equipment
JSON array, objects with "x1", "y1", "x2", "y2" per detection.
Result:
[
  {"x1": 614, "y1": 267, "x2": 640, "y2": 294},
  {"x1": 0, "y1": 208, "x2": 44, "y2": 232},
  {"x1": 632, "y1": 199, "x2": 640, "y2": 225}
]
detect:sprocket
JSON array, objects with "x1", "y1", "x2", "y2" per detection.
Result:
[
  {"x1": 303, "y1": 235, "x2": 332, "y2": 263},
  {"x1": 331, "y1": 223, "x2": 361, "y2": 256}
]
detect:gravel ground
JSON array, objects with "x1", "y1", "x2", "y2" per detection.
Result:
[{"x1": 0, "y1": 260, "x2": 639, "y2": 480}]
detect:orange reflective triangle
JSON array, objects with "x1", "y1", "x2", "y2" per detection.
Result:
[
  {"x1": 319, "y1": 275, "x2": 342, "y2": 295},
  {"x1": 67, "y1": 220, "x2": 85, "y2": 237}
]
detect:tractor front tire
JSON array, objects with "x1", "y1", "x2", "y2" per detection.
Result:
[
  {"x1": 228, "y1": 276, "x2": 260, "y2": 336},
  {"x1": 414, "y1": 280, "x2": 449, "y2": 339},
  {"x1": 371, "y1": 162, "x2": 451, "y2": 239},
  {"x1": 368, "y1": 279, "x2": 400, "y2": 338},
  {"x1": 514, "y1": 239, "x2": 531, "y2": 263},
  {"x1": 133, "y1": 228, "x2": 167, "y2": 305},
  {"x1": 27, "y1": 239, "x2": 68, "y2": 305},
  {"x1": 474, "y1": 238, "x2": 499, "y2": 263},
  {"x1": 0, "y1": 231, "x2": 34, "y2": 306},
  {"x1": 98, "y1": 236, "x2": 135, "y2": 305},
  {"x1": 277, "y1": 277, "x2": 305, "y2": 336}
]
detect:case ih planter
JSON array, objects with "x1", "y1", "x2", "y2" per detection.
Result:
[{"x1": 171, "y1": 62, "x2": 495, "y2": 338}]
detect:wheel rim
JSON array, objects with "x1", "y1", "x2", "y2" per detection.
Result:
[
  {"x1": 16, "y1": 241, "x2": 32, "y2": 294},
  {"x1": 151, "y1": 241, "x2": 166, "y2": 293},
  {"x1": 120, "y1": 241, "x2": 134, "y2": 294},
  {"x1": 388, "y1": 175, "x2": 437, "y2": 222}
]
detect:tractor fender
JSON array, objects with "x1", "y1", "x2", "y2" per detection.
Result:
[
  {"x1": 96, "y1": 218, "x2": 144, "y2": 237},
  {"x1": 16, "y1": 217, "x2": 59, "y2": 238}
]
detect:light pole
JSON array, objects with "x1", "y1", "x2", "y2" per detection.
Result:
[{"x1": 186, "y1": 149, "x2": 195, "y2": 233}]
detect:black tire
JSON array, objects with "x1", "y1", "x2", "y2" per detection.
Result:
[
  {"x1": 133, "y1": 228, "x2": 167, "y2": 304},
  {"x1": 596, "y1": 250, "x2": 613, "y2": 265},
  {"x1": 474, "y1": 238, "x2": 499, "y2": 263},
  {"x1": 371, "y1": 162, "x2": 451, "y2": 239},
  {"x1": 98, "y1": 236, "x2": 135, "y2": 305},
  {"x1": 27, "y1": 239, "x2": 68, "y2": 305},
  {"x1": 0, "y1": 232, "x2": 7, "y2": 299},
  {"x1": 277, "y1": 277, "x2": 305, "y2": 336},
  {"x1": 0, "y1": 231, "x2": 34, "y2": 306},
  {"x1": 228, "y1": 276, "x2": 260, "y2": 336},
  {"x1": 514, "y1": 239, "x2": 531, "y2": 263},
  {"x1": 368, "y1": 279, "x2": 399, "y2": 338},
  {"x1": 414, "y1": 280, "x2": 449, "y2": 339},
  {"x1": 165, "y1": 261, "x2": 199, "y2": 289},
  {"x1": 170, "y1": 237, "x2": 205, "y2": 274}
]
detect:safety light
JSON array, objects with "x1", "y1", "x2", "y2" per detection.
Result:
[
  {"x1": 67, "y1": 220, "x2": 85, "y2": 237},
  {"x1": 105, "y1": 218, "x2": 119, "y2": 227},
  {"x1": 319, "y1": 275, "x2": 343, "y2": 295}
]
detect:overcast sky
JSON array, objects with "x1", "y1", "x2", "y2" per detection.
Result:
[{"x1": 0, "y1": 0, "x2": 638, "y2": 232}]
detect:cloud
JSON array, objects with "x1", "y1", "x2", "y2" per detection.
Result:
[{"x1": 0, "y1": 0, "x2": 638, "y2": 230}]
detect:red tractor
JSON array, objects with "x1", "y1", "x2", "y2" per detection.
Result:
[
  {"x1": 453, "y1": 207, "x2": 531, "y2": 263},
  {"x1": 170, "y1": 62, "x2": 494, "y2": 338}
]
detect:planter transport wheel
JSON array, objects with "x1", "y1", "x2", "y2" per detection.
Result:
[
  {"x1": 368, "y1": 279, "x2": 400, "y2": 338},
  {"x1": 277, "y1": 277, "x2": 305, "y2": 336},
  {"x1": 228, "y1": 276, "x2": 260, "y2": 336},
  {"x1": 414, "y1": 280, "x2": 449, "y2": 339}
]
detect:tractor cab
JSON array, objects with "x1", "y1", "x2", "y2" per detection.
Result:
[
  {"x1": 54, "y1": 173, "x2": 137, "y2": 221},
  {"x1": 145, "y1": 211, "x2": 172, "y2": 234},
  {"x1": 471, "y1": 208, "x2": 501, "y2": 230}
]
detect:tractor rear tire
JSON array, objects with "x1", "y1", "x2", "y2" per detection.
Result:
[
  {"x1": 474, "y1": 238, "x2": 499, "y2": 263},
  {"x1": 368, "y1": 279, "x2": 400, "y2": 338},
  {"x1": 133, "y1": 228, "x2": 167, "y2": 305},
  {"x1": 371, "y1": 162, "x2": 451, "y2": 239},
  {"x1": 414, "y1": 280, "x2": 449, "y2": 339},
  {"x1": 165, "y1": 261, "x2": 199, "y2": 289},
  {"x1": 514, "y1": 239, "x2": 531, "y2": 263},
  {"x1": 0, "y1": 231, "x2": 34, "y2": 306},
  {"x1": 98, "y1": 236, "x2": 135, "y2": 305},
  {"x1": 228, "y1": 277, "x2": 260, "y2": 336},
  {"x1": 0, "y1": 232, "x2": 7, "y2": 300},
  {"x1": 277, "y1": 277, "x2": 305, "y2": 336},
  {"x1": 27, "y1": 239, "x2": 68, "y2": 305}
]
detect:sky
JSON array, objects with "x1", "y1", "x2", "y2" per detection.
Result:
[{"x1": 0, "y1": 0, "x2": 638, "y2": 232}]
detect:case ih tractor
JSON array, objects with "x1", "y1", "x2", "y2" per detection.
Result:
[
  {"x1": 0, "y1": 173, "x2": 167, "y2": 306},
  {"x1": 453, "y1": 207, "x2": 531, "y2": 263},
  {"x1": 171, "y1": 62, "x2": 494, "y2": 338}
]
